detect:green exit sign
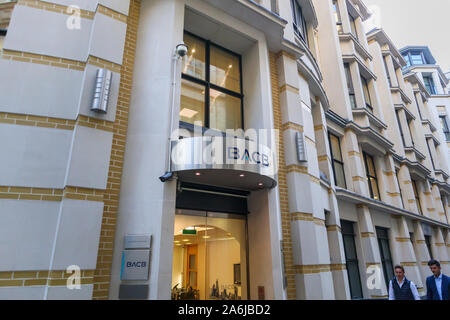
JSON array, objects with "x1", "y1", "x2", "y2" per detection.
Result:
[{"x1": 183, "y1": 229, "x2": 197, "y2": 235}]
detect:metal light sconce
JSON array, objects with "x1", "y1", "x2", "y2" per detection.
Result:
[
  {"x1": 91, "y1": 68, "x2": 112, "y2": 114},
  {"x1": 296, "y1": 131, "x2": 308, "y2": 162}
]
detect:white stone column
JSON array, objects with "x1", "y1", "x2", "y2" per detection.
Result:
[{"x1": 109, "y1": 0, "x2": 185, "y2": 300}]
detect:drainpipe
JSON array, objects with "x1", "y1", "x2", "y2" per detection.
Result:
[{"x1": 160, "y1": 42, "x2": 188, "y2": 183}]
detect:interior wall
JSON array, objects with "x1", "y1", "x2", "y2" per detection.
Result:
[{"x1": 247, "y1": 190, "x2": 275, "y2": 300}]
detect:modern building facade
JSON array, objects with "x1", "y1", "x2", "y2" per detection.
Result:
[{"x1": 0, "y1": 0, "x2": 448, "y2": 300}]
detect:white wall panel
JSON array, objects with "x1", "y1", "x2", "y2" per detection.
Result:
[
  {"x1": 51, "y1": 200, "x2": 103, "y2": 270},
  {"x1": 0, "y1": 59, "x2": 84, "y2": 119},
  {"x1": 99, "y1": 0, "x2": 130, "y2": 15},
  {"x1": 66, "y1": 126, "x2": 113, "y2": 189},
  {"x1": 4, "y1": 5, "x2": 92, "y2": 61},
  {"x1": 0, "y1": 125, "x2": 73, "y2": 188},
  {"x1": 89, "y1": 13, "x2": 127, "y2": 65},
  {"x1": 46, "y1": 284, "x2": 93, "y2": 300},
  {"x1": 0, "y1": 200, "x2": 60, "y2": 271},
  {"x1": 0, "y1": 287, "x2": 45, "y2": 300}
]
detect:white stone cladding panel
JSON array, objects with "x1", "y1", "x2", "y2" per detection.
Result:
[
  {"x1": 50, "y1": 0, "x2": 130, "y2": 14},
  {"x1": 46, "y1": 284, "x2": 94, "y2": 300},
  {"x1": 287, "y1": 172, "x2": 314, "y2": 214},
  {"x1": 99, "y1": 0, "x2": 130, "y2": 15},
  {"x1": 0, "y1": 200, "x2": 60, "y2": 271},
  {"x1": 0, "y1": 124, "x2": 73, "y2": 188},
  {"x1": 66, "y1": 126, "x2": 113, "y2": 190},
  {"x1": 0, "y1": 59, "x2": 84, "y2": 119},
  {"x1": 79, "y1": 64, "x2": 121, "y2": 122},
  {"x1": 4, "y1": 5, "x2": 93, "y2": 61},
  {"x1": 50, "y1": 0, "x2": 98, "y2": 11},
  {"x1": 88, "y1": 13, "x2": 127, "y2": 65},
  {"x1": 0, "y1": 286, "x2": 45, "y2": 300},
  {"x1": 51, "y1": 200, "x2": 103, "y2": 270}
]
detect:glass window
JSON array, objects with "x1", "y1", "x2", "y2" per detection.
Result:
[
  {"x1": 361, "y1": 76, "x2": 372, "y2": 111},
  {"x1": 410, "y1": 51, "x2": 424, "y2": 65},
  {"x1": 414, "y1": 94, "x2": 423, "y2": 120},
  {"x1": 396, "y1": 110, "x2": 406, "y2": 147},
  {"x1": 383, "y1": 57, "x2": 392, "y2": 87},
  {"x1": 291, "y1": 0, "x2": 308, "y2": 45},
  {"x1": 363, "y1": 152, "x2": 380, "y2": 201},
  {"x1": 424, "y1": 235, "x2": 433, "y2": 259},
  {"x1": 395, "y1": 170, "x2": 405, "y2": 209},
  {"x1": 423, "y1": 76, "x2": 436, "y2": 95},
  {"x1": 210, "y1": 89, "x2": 242, "y2": 132},
  {"x1": 332, "y1": 0, "x2": 343, "y2": 34},
  {"x1": 344, "y1": 63, "x2": 357, "y2": 109},
  {"x1": 412, "y1": 180, "x2": 423, "y2": 215},
  {"x1": 426, "y1": 139, "x2": 436, "y2": 170},
  {"x1": 210, "y1": 46, "x2": 241, "y2": 93},
  {"x1": 172, "y1": 211, "x2": 248, "y2": 300},
  {"x1": 341, "y1": 220, "x2": 363, "y2": 299},
  {"x1": 180, "y1": 32, "x2": 243, "y2": 132},
  {"x1": 349, "y1": 13, "x2": 358, "y2": 39},
  {"x1": 182, "y1": 33, "x2": 206, "y2": 80},
  {"x1": 439, "y1": 116, "x2": 450, "y2": 141},
  {"x1": 403, "y1": 54, "x2": 411, "y2": 68},
  {"x1": 180, "y1": 79, "x2": 206, "y2": 126},
  {"x1": 376, "y1": 227, "x2": 395, "y2": 288},
  {"x1": 328, "y1": 133, "x2": 346, "y2": 188}
]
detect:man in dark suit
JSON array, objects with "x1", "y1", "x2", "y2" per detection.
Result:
[{"x1": 426, "y1": 260, "x2": 450, "y2": 300}]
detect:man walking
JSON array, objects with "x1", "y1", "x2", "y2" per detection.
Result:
[
  {"x1": 426, "y1": 259, "x2": 450, "y2": 300},
  {"x1": 389, "y1": 265, "x2": 421, "y2": 300}
]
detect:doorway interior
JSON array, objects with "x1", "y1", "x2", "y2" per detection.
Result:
[{"x1": 171, "y1": 210, "x2": 248, "y2": 300}]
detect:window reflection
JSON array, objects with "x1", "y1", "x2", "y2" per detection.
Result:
[
  {"x1": 210, "y1": 89, "x2": 242, "y2": 132},
  {"x1": 180, "y1": 79, "x2": 205, "y2": 126}
]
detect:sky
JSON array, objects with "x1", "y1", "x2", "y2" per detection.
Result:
[{"x1": 362, "y1": 0, "x2": 450, "y2": 73}]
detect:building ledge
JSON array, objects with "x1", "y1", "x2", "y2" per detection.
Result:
[
  {"x1": 394, "y1": 104, "x2": 416, "y2": 121},
  {"x1": 339, "y1": 33, "x2": 372, "y2": 61},
  {"x1": 352, "y1": 108, "x2": 387, "y2": 130},
  {"x1": 335, "y1": 187, "x2": 450, "y2": 228},
  {"x1": 390, "y1": 86, "x2": 412, "y2": 105}
]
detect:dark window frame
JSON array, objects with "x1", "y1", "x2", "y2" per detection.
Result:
[
  {"x1": 360, "y1": 76, "x2": 373, "y2": 112},
  {"x1": 363, "y1": 152, "x2": 381, "y2": 201},
  {"x1": 341, "y1": 220, "x2": 363, "y2": 299},
  {"x1": 344, "y1": 63, "x2": 357, "y2": 109},
  {"x1": 181, "y1": 31, "x2": 244, "y2": 132},
  {"x1": 348, "y1": 12, "x2": 358, "y2": 40},
  {"x1": 412, "y1": 180, "x2": 423, "y2": 215},
  {"x1": 426, "y1": 138, "x2": 436, "y2": 170},
  {"x1": 328, "y1": 132, "x2": 347, "y2": 189},
  {"x1": 376, "y1": 227, "x2": 395, "y2": 288},
  {"x1": 291, "y1": 0, "x2": 309, "y2": 46},
  {"x1": 413, "y1": 94, "x2": 423, "y2": 120},
  {"x1": 395, "y1": 110, "x2": 406, "y2": 147},
  {"x1": 395, "y1": 169, "x2": 405, "y2": 209},
  {"x1": 383, "y1": 56, "x2": 392, "y2": 87},
  {"x1": 439, "y1": 115, "x2": 450, "y2": 141},
  {"x1": 332, "y1": 0, "x2": 343, "y2": 33},
  {"x1": 423, "y1": 75, "x2": 437, "y2": 95},
  {"x1": 424, "y1": 235, "x2": 433, "y2": 259}
]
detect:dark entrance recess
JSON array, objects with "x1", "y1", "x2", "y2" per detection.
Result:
[{"x1": 176, "y1": 182, "x2": 249, "y2": 215}]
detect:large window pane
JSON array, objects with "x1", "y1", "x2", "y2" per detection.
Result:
[
  {"x1": 210, "y1": 45, "x2": 241, "y2": 93},
  {"x1": 210, "y1": 89, "x2": 242, "y2": 131},
  {"x1": 330, "y1": 135, "x2": 342, "y2": 162},
  {"x1": 334, "y1": 163, "x2": 346, "y2": 189},
  {"x1": 180, "y1": 79, "x2": 205, "y2": 126},
  {"x1": 182, "y1": 33, "x2": 206, "y2": 80}
]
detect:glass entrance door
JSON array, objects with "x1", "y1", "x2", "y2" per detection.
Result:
[{"x1": 171, "y1": 210, "x2": 248, "y2": 300}]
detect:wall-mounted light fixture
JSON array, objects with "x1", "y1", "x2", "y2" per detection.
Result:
[
  {"x1": 296, "y1": 131, "x2": 308, "y2": 162},
  {"x1": 91, "y1": 68, "x2": 112, "y2": 114}
]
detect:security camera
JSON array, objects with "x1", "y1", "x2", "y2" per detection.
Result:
[
  {"x1": 175, "y1": 43, "x2": 188, "y2": 58},
  {"x1": 159, "y1": 172, "x2": 174, "y2": 183}
]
